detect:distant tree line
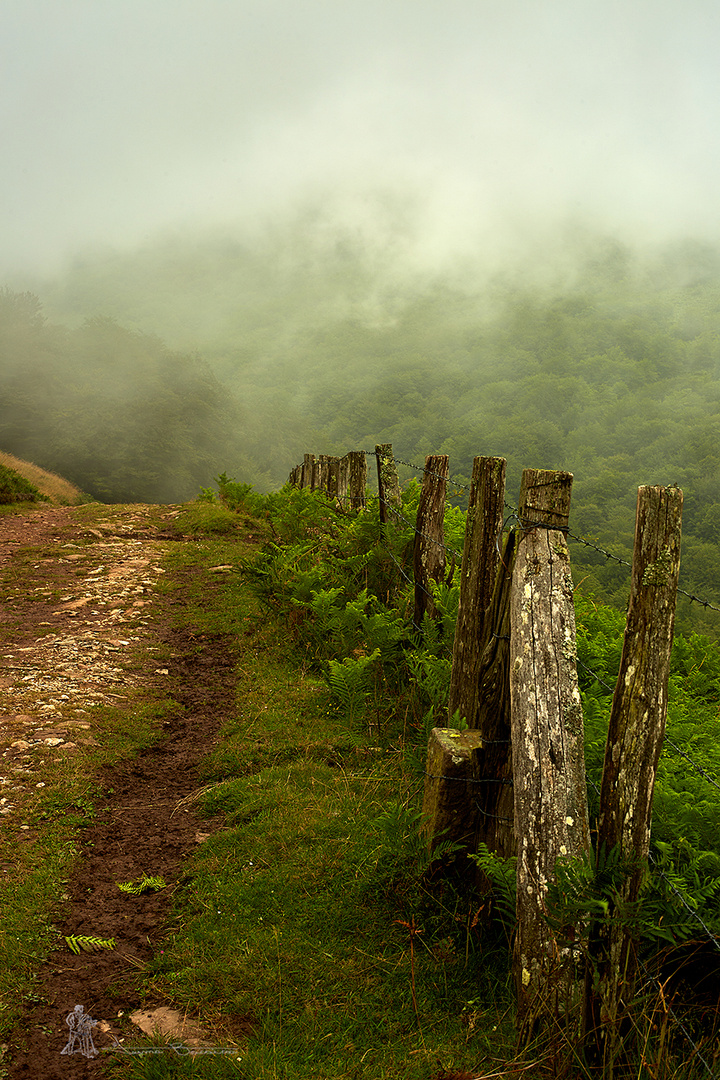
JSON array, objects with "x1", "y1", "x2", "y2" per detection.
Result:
[
  {"x1": 8, "y1": 223, "x2": 720, "y2": 633},
  {"x1": 0, "y1": 288, "x2": 245, "y2": 504}
]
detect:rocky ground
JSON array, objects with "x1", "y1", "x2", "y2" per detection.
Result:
[{"x1": 0, "y1": 504, "x2": 244, "y2": 1078}]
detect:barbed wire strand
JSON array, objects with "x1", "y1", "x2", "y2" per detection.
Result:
[{"x1": 295, "y1": 451, "x2": 720, "y2": 614}]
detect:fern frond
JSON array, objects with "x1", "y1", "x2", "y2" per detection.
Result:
[
  {"x1": 65, "y1": 934, "x2": 116, "y2": 954},
  {"x1": 117, "y1": 874, "x2": 167, "y2": 895}
]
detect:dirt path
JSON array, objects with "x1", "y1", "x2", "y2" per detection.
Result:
[{"x1": 0, "y1": 505, "x2": 242, "y2": 1077}]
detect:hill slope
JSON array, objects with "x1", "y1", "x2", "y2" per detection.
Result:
[{"x1": 0, "y1": 451, "x2": 87, "y2": 506}]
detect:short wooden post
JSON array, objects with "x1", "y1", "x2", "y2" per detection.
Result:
[
  {"x1": 413, "y1": 455, "x2": 449, "y2": 630},
  {"x1": 448, "y1": 456, "x2": 506, "y2": 728},
  {"x1": 584, "y1": 485, "x2": 682, "y2": 1070},
  {"x1": 422, "y1": 728, "x2": 485, "y2": 854},
  {"x1": 316, "y1": 455, "x2": 328, "y2": 493},
  {"x1": 317, "y1": 455, "x2": 340, "y2": 497},
  {"x1": 510, "y1": 469, "x2": 590, "y2": 1029},
  {"x1": 376, "y1": 443, "x2": 402, "y2": 524}
]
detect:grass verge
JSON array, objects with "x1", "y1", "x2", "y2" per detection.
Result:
[{"x1": 118, "y1": 521, "x2": 516, "y2": 1080}]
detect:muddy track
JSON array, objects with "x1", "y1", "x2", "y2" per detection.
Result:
[{"x1": 0, "y1": 506, "x2": 243, "y2": 1078}]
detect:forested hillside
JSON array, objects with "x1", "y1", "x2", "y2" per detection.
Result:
[
  {"x1": 0, "y1": 288, "x2": 246, "y2": 504},
  {"x1": 4, "y1": 221, "x2": 720, "y2": 632}
]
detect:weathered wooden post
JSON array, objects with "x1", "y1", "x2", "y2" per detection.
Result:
[
  {"x1": 316, "y1": 455, "x2": 330, "y2": 494},
  {"x1": 316, "y1": 455, "x2": 340, "y2": 498},
  {"x1": 471, "y1": 527, "x2": 518, "y2": 860},
  {"x1": 301, "y1": 454, "x2": 315, "y2": 490},
  {"x1": 345, "y1": 451, "x2": 367, "y2": 511},
  {"x1": 288, "y1": 464, "x2": 302, "y2": 487},
  {"x1": 327, "y1": 456, "x2": 340, "y2": 502},
  {"x1": 584, "y1": 485, "x2": 682, "y2": 1072},
  {"x1": 413, "y1": 455, "x2": 449, "y2": 630},
  {"x1": 448, "y1": 456, "x2": 506, "y2": 728},
  {"x1": 375, "y1": 443, "x2": 402, "y2": 524},
  {"x1": 510, "y1": 469, "x2": 590, "y2": 1030},
  {"x1": 422, "y1": 728, "x2": 485, "y2": 854}
]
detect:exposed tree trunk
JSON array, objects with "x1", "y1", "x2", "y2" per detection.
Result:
[
  {"x1": 584, "y1": 485, "x2": 683, "y2": 1073},
  {"x1": 510, "y1": 469, "x2": 590, "y2": 1031},
  {"x1": 448, "y1": 456, "x2": 506, "y2": 728},
  {"x1": 413, "y1": 455, "x2": 449, "y2": 630}
]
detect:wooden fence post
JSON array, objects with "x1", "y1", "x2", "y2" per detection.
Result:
[
  {"x1": 584, "y1": 485, "x2": 683, "y2": 1071},
  {"x1": 316, "y1": 455, "x2": 330, "y2": 494},
  {"x1": 448, "y1": 457, "x2": 506, "y2": 728},
  {"x1": 510, "y1": 469, "x2": 591, "y2": 1030},
  {"x1": 316, "y1": 455, "x2": 340, "y2": 500},
  {"x1": 471, "y1": 528, "x2": 518, "y2": 859},
  {"x1": 413, "y1": 455, "x2": 449, "y2": 630},
  {"x1": 376, "y1": 443, "x2": 402, "y2": 524},
  {"x1": 288, "y1": 464, "x2": 302, "y2": 487},
  {"x1": 301, "y1": 454, "x2": 315, "y2": 490},
  {"x1": 336, "y1": 455, "x2": 349, "y2": 508},
  {"x1": 345, "y1": 451, "x2": 367, "y2": 511}
]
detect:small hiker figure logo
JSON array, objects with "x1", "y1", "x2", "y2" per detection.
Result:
[{"x1": 60, "y1": 1004, "x2": 98, "y2": 1059}]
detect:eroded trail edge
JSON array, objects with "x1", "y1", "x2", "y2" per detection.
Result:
[{"x1": 0, "y1": 505, "x2": 243, "y2": 1078}]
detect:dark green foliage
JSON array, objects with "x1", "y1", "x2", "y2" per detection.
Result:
[
  {"x1": 576, "y1": 594, "x2": 720, "y2": 955},
  {"x1": 245, "y1": 488, "x2": 720, "y2": 983},
  {"x1": 240, "y1": 487, "x2": 461, "y2": 738},
  {"x1": 0, "y1": 462, "x2": 48, "y2": 504}
]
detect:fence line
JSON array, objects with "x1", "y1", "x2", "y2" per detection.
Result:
[
  {"x1": 292, "y1": 449, "x2": 720, "y2": 806},
  {"x1": 287, "y1": 447, "x2": 720, "y2": 1064},
  {"x1": 290, "y1": 452, "x2": 720, "y2": 794},
  {"x1": 295, "y1": 447, "x2": 720, "y2": 617}
]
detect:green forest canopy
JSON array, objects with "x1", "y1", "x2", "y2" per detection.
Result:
[{"x1": 3, "y1": 221, "x2": 720, "y2": 631}]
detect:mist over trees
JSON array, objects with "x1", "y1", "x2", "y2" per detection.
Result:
[
  {"x1": 4, "y1": 216, "x2": 720, "y2": 630},
  {"x1": 0, "y1": 287, "x2": 244, "y2": 503}
]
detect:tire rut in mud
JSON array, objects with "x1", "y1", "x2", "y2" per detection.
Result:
[{"x1": 8, "y1": 619, "x2": 239, "y2": 1079}]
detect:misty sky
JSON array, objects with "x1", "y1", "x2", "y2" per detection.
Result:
[{"x1": 3, "y1": 0, "x2": 720, "y2": 276}]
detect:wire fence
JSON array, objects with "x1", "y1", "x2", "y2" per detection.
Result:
[
  {"x1": 359, "y1": 448, "x2": 720, "y2": 613},
  {"x1": 364, "y1": 452, "x2": 720, "y2": 942},
  {"x1": 295, "y1": 452, "x2": 720, "y2": 847},
  {"x1": 292, "y1": 448, "x2": 720, "y2": 1067}
]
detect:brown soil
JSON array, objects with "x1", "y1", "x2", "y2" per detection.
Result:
[{"x1": 0, "y1": 504, "x2": 247, "y2": 1077}]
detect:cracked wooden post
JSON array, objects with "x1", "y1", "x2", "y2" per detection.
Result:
[
  {"x1": 448, "y1": 456, "x2": 506, "y2": 728},
  {"x1": 510, "y1": 469, "x2": 590, "y2": 1031},
  {"x1": 300, "y1": 454, "x2": 315, "y2": 490},
  {"x1": 316, "y1": 455, "x2": 340, "y2": 500},
  {"x1": 345, "y1": 451, "x2": 367, "y2": 511},
  {"x1": 375, "y1": 443, "x2": 401, "y2": 525},
  {"x1": 413, "y1": 455, "x2": 449, "y2": 630},
  {"x1": 287, "y1": 464, "x2": 302, "y2": 487},
  {"x1": 472, "y1": 527, "x2": 518, "y2": 860},
  {"x1": 584, "y1": 485, "x2": 682, "y2": 1072},
  {"x1": 422, "y1": 727, "x2": 485, "y2": 854}
]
